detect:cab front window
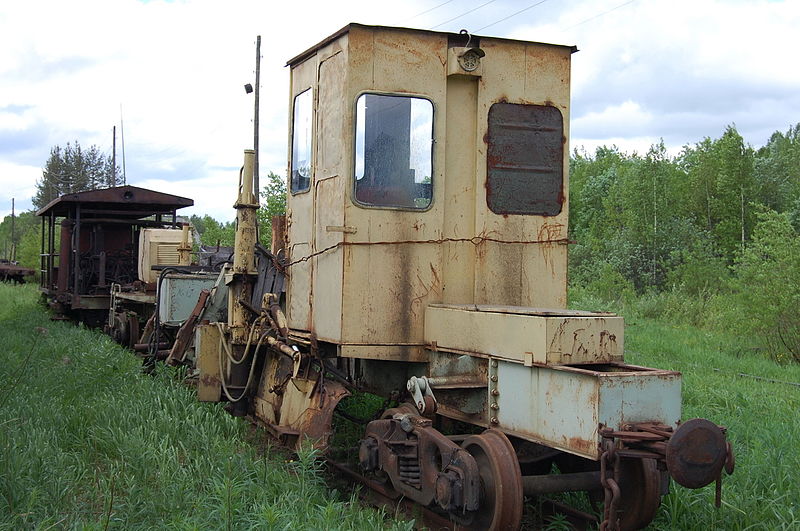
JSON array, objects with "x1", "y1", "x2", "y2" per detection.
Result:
[{"x1": 354, "y1": 93, "x2": 433, "y2": 209}]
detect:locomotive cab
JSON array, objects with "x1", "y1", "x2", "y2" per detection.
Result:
[{"x1": 285, "y1": 24, "x2": 580, "y2": 363}]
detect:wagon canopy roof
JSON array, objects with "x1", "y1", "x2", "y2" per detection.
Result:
[
  {"x1": 286, "y1": 22, "x2": 578, "y2": 67},
  {"x1": 35, "y1": 185, "x2": 194, "y2": 218}
]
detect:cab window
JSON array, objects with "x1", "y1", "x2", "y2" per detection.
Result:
[
  {"x1": 354, "y1": 93, "x2": 433, "y2": 209},
  {"x1": 291, "y1": 89, "x2": 312, "y2": 193}
]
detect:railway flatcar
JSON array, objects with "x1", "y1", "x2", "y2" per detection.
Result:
[
  {"x1": 191, "y1": 24, "x2": 734, "y2": 530},
  {"x1": 0, "y1": 259, "x2": 34, "y2": 283}
]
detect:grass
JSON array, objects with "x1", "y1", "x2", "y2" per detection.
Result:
[
  {"x1": 0, "y1": 283, "x2": 411, "y2": 530},
  {"x1": 3, "y1": 281, "x2": 797, "y2": 530},
  {"x1": 623, "y1": 317, "x2": 800, "y2": 530}
]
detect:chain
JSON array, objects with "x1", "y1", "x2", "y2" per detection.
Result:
[{"x1": 599, "y1": 446, "x2": 621, "y2": 531}]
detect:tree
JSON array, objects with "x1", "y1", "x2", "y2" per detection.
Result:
[
  {"x1": 730, "y1": 210, "x2": 800, "y2": 361},
  {"x1": 256, "y1": 171, "x2": 287, "y2": 247},
  {"x1": 33, "y1": 141, "x2": 120, "y2": 208}
]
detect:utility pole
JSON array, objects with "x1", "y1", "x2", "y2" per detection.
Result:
[
  {"x1": 254, "y1": 35, "x2": 261, "y2": 197},
  {"x1": 10, "y1": 198, "x2": 15, "y2": 262}
]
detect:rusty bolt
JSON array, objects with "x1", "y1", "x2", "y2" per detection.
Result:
[
  {"x1": 490, "y1": 403, "x2": 499, "y2": 410},
  {"x1": 491, "y1": 389, "x2": 499, "y2": 396}
]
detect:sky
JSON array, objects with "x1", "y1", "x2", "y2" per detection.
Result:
[{"x1": 1, "y1": 0, "x2": 799, "y2": 221}]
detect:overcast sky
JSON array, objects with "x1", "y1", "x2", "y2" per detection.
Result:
[{"x1": 1, "y1": 0, "x2": 798, "y2": 220}]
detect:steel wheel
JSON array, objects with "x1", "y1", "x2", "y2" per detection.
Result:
[
  {"x1": 460, "y1": 429, "x2": 523, "y2": 530},
  {"x1": 612, "y1": 457, "x2": 662, "y2": 530}
]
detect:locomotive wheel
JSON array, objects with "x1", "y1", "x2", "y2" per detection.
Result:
[
  {"x1": 612, "y1": 457, "x2": 661, "y2": 530},
  {"x1": 460, "y1": 429, "x2": 523, "y2": 530}
]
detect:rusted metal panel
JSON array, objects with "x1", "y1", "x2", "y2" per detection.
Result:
[
  {"x1": 35, "y1": 185, "x2": 192, "y2": 218},
  {"x1": 339, "y1": 27, "x2": 446, "y2": 348},
  {"x1": 474, "y1": 41, "x2": 572, "y2": 309},
  {"x1": 196, "y1": 323, "x2": 222, "y2": 402},
  {"x1": 441, "y1": 76, "x2": 478, "y2": 305},
  {"x1": 425, "y1": 304, "x2": 624, "y2": 365},
  {"x1": 486, "y1": 103, "x2": 564, "y2": 216},
  {"x1": 158, "y1": 274, "x2": 217, "y2": 326},
  {"x1": 494, "y1": 359, "x2": 682, "y2": 460},
  {"x1": 339, "y1": 344, "x2": 428, "y2": 362},
  {"x1": 312, "y1": 48, "x2": 347, "y2": 343},
  {"x1": 285, "y1": 51, "x2": 318, "y2": 333}
]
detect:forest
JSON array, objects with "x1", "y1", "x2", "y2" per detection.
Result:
[
  {"x1": 2, "y1": 122, "x2": 799, "y2": 361},
  {"x1": 568, "y1": 123, "x2": 800, "y2": 362}
]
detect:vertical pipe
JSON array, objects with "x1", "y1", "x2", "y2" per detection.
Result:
[
  {"x1": 178, "y1": 224, "x2": 191, "y2": 265},
  {"x1": 58, "y1": 219, "x2": 73, "y2": 293},
  {"x1": 40, "y1": 215, "x2": 45, "y2": 286},
  {"x1": 230, "y1": 150, "x2": 258, "y2": 345},
  {"x1": 73, "y1": 206, "x2": 80, "y2": 295}
]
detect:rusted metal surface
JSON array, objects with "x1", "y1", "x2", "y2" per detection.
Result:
[
  {"x1": 361, "y1": 415, "x2": 481, "y2": 514},
  {"x1": 522, "y1": 470, "x2": 601, "y2": 496},
  {"x1": 0, "y1": 260, "x2": 34, "y2": 282},
  {"x1": 425, "y1": 304, "x2": 624, "y2": 365},
  {"x1": 35, "y1": 185, "x2": 192, "y2": 218},
  {"x1": 460, "y1": 429, "x2": 524, "y2": 530},
  {"x1": 325, "y1": 458, "x2": 456, "y2": 531},
  {"x1": 486, "y1": 102, "x2": 564, "y2": 216},
  {"x1": 166, "y1": 289, "x2": 210, "y2": 365},
  {"x1": 665, "y1": 418, "x2": 727, "y2": 489}
]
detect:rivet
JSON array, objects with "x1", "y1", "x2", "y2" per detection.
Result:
[
  {"x1": 490, "y1": 417, "x2": 499, "y2": 424},
  {"x1": 491, "y1": 360, "x2": 498, "y2": 368},
  {"x1": 490, "y1": 375, "x2": 498, "y2": 382},
  {"x1": 491, "y1": 389, "x2": 499, "y2": 396},
  {"x1": 490, "y1": 403, "x2": 499, "y2": 410}
]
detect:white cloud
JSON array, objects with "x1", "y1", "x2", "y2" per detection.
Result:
[{"x1": 1, "y1": 0, "x2": 799, "y2": 221}]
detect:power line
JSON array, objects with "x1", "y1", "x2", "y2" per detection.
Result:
[
  {"x1": 403, "y1": 0, "x2": 456, "y2": 24},
  {"x1": 431, "y1": 0, "x2": 498, "y2": 30},
  {"x1": 562, "y1": 0, "x2": 639, "y2": 31},
  {"x1": 476, "y1": 0, "x2": 551, "y2": 33}
]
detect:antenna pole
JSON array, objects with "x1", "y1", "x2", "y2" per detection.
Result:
[
  {"x1": 254, "y1": 35, "x2": 261, "y2": 197},
  {"x1": 112, "y1": 126, "x2": 117, "y2": 187},
  {"x1": 120, "y1": 104, "x2": 127, "y2": 185}
]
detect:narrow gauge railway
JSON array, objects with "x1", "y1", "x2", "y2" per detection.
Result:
[{"x1": 38, "y1": 24, "x2": 734, "y2": 530}]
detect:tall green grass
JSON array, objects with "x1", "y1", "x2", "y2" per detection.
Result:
[
  {"x1": 0, "y1": 284, "x2": 410, "y2": 530},
  {"x1": 572, "y1": 287, "x2": 800, "y2": 529},
  {"x1": 4, "y1": 280, "x2": 796, "y2": 529},
  {"x1": 625, "y1": 319, "x2": 800, "y2": 530}
]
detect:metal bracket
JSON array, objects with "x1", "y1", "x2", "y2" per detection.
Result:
[{"x1": 407, "y1": 376, "x2": 437, "y2": 415}]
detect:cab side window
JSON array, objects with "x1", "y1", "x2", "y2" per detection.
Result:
[
  {"x1": 291, "y1": 89, "x2": 313, "y2": 194},
  {"x1": 354, "y1": 93, "x2": 433, "y2": 209}
]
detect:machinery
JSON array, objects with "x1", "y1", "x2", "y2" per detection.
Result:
[
  {"x1": 0, "y1": 259, "x2": 34, "y2": 283},
  {"x1": 193, "y1": 25, "x2": 734, "y2": 530},
  {"x1": 38, "y1": 24, "x2": 735, "y2": 530},
  {"x1": 37, "y1": 185, "x2": 194, "y2": 329}
]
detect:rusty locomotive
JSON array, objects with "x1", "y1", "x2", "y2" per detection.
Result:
[{"x1": 39, "y1": 24, "x2": 734, "y2": 530}]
